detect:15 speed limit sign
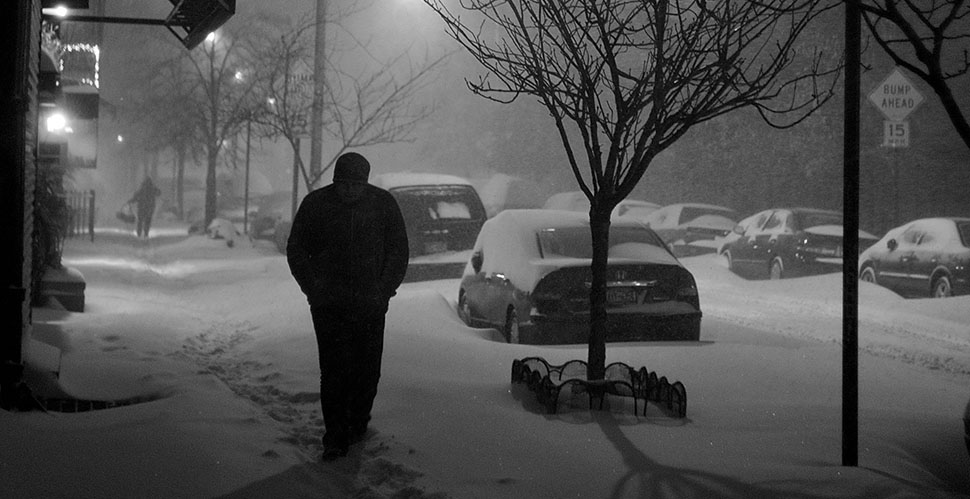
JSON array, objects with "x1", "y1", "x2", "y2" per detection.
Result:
[{"x1": 883, "y1": 120, "x2": 909, "y2": 148}]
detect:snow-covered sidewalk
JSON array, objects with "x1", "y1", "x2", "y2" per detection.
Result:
[{"x1": 2, "y1": 233, "x2": 968, "y2": 498}]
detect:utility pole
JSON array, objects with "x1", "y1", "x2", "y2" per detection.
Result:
[
  {"x1": 310, "y1": 0, "x2": 326, "y2": 189},
  {"x1": 843, "y1": 0, "x2": 861, "y2": 468}
]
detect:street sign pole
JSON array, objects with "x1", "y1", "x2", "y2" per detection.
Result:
[{"x1": 843, "y1": 0, "x2": 861, "y2": 468}]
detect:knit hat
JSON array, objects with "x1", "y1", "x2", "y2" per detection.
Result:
[{"x1": 333, "y1": 152, "x2": 370, "y2": 184}]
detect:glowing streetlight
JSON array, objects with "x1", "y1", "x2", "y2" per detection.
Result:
[
  {"x1": 43, "y1": 6, "x2": 69, "y2": 17},
  {"x1": 205, "y1": 32, "x2": 217, "y2": 44},
  {"x1": 117, "y1": 135, "x2": 124, "y2": 143},
  {"x1": 46, "y1": 113, "x2": 67, "y2": 133},
  {"x1": 234, "y1": 70, "x2": 244, "y2": 82}
]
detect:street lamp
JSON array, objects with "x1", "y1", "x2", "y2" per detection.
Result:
[{"x1": 46, "y1": 112, "x2": 67, "y2": 133}]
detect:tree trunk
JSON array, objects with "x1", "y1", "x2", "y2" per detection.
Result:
[
  {"x1": 204, "y1": 145, "x2": 218, "y2": 227},
  {"x1": 587, "y1": 205, "x2": 611, "y2": 381},
  {"x1": 175, "y1": 146, "x2": 185, "y2": 220}
]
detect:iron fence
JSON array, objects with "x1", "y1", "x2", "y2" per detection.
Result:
[{"x1": 63, "y1": 189, "x2": 95, "y2": 242}]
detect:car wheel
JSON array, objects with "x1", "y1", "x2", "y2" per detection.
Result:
[
  {"x1": 504, "y1": 306, "x2": 520, "y2": 344},
  {"x1": 860, "y1": 266, "x2": 877, "y2": 284},
  {"x1": 932, "y1": 275, "x2": 953, "y2": 298},
  {"x1": 769, "y1": 257, "x2": 784, "y2": 280},
  {"x1": 457, "y1": 292, "x2": 471, "y2": 325}
]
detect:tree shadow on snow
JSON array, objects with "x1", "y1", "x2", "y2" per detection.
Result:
[{"x1": 510, "y1": 384, "x2": 946, "y2": 498}]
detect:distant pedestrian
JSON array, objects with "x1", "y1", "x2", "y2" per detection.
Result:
[
  {"x1": 128, "y1": 177, "x2": 161, "y2": 238},
  {"x1": 286, "y1": 152, "x2": 409, "y2": 460}
]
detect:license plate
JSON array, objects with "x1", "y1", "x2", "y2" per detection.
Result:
[{"x1": 607, "y1": 288, "x2": 637, "y2": 305}]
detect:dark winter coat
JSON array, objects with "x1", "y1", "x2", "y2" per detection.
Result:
[
  {"x1": 286, "y1": 182, "x2": 409, "y2": 313},
  {"x1": 129, "y1": 179, "x2": 160, "y2": 215}
]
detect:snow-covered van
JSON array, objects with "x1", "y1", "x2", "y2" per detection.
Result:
[{"x1": 373, "y1": 173, "x2": 487, "y2": 257}]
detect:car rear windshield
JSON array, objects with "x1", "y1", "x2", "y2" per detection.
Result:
[
  {"x1": 795, "y1": 211, "x2": 842, "y2": 230},
  {"x1": 957, "y1": 221, "x2": 970, "y2": 248},
  {"x1": 537, "y1": 226, "x2": 666, "y2": 259},
  {"x1": 391, "y1": 186, "x2": 486, "y2": 222}
]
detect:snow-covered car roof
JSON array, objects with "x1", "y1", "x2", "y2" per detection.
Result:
[
  {"x1": 860, "y1": 217, "x2": 970, "y2": 271},
  {"x1": 644, "y1": 203, "x2": 737, "y2": 229},
  {"x1": 542, "y1": 191, "x2": 589, "y2": 211},
  {"x1": 372, "y1": 172, "x2": 473, "y2": 190},
  {"x1": 470, "y1": 209, "x2": 681, "y2": 290},
  {"x1": 873, "y1": 217, "x2": 970, "y2": 248},
  {"x1": 660, "y1": 202, "x2": 736, "y2": 211}
]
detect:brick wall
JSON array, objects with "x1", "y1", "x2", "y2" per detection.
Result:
[{"x1": 1, "y1": 1, "x2": 39, "y2": 380}]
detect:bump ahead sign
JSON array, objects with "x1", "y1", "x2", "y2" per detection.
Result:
[
  {"x1": 869, "y1": 68, "x2": 924, "y2": 147},
  {"x1": 868, "y1": 68, "x2": 924, "y2": 122}
]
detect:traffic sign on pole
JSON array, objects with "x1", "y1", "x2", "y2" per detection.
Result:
[
  {"x1": 868, "y1": 68, "x2": 924, "y2": 121},
  {"x1": 882, "y1": 120, "x2": 909, "y2": 147}
]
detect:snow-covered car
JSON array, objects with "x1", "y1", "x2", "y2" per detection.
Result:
[
  {"x1": 219, "y1": 191, "x2": 295, "y2": 253},
  {"x1": 859, "y1": 217, "x2": 970, "y2": 298},
  {"x1": 457, "y1": 209, "x2": 702, "y2": 344},
  {"x1": 373, "y1": 173, "x2": 487, "y2": 257},
  {"x1": 542, "y1": 192, "x2": 660, "y2": 221},
  {"x1": 718, "y1": 208, "x2": 878, "y2": 280},
  {"x1": 642, "y1": 203, "x2": 738, "y2": 257},
  {"x1": 542, "y1": 191, "x2": 590, "y2": 212},
  {"x1": 475, "y1": 173, "x2": 550, "y2": 217},
  {"x1": 611, "y1": 199, "x2": 662, "y2": 221}
]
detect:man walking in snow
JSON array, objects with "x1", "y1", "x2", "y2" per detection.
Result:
[
  {"x1": 286, "y1": 152, "x2": 409, "y2": 460},
  {"x1": 128, "y1": 177, "x2": 161, "y2": 238}
]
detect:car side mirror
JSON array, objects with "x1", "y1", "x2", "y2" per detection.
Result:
[
  {"x1": 471, "y1": 252, "x2": 483, "y2": 274},
  {"x1": 887, "y1": 238, "x2": 897, "y2": 252},
  {"x1": 732, "y1": 224, "x2": 744, "y2": 235}
]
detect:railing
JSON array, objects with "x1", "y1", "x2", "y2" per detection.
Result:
[
  {"x1": 511, "y1": 356, "x2": 687, "y2": 417},
  {"x1": 63, "y1": 189, "x2": 95, "y2": 242}
]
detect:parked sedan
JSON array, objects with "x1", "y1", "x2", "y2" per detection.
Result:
[
  {"x1": 718, "y1": 208, "x2": 878, "y2": 280},
  {"x1": 457, "y1": 209, "x2": 702, "y2": 344},
  {"x1": 859, "y1": 217, "x2": 970, "y2": 298},
  {"x1": 373, "y1": 173, "x2": 488, "y2": 257},
  {"x1": 642, "y1": 203, "x2": 738, "y2": 257}
]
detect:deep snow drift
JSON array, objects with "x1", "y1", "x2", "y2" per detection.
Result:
[{"x1": 2, "y1": 228, "x2": 968, "y2": 498}]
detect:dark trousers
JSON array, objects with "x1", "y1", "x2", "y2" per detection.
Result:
[
  {"x1": 135, "y1": 208, "x2": 153, "y2": 238},
  {"x1": 310, "y1": 305, "x2": 385, "y2": 446}
]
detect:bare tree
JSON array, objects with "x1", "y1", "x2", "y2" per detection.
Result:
[
  {"x1": 135, "y1": 56, "x2": 203, "y2": 220},
  {"x1": 856, "y1": 1, "x2": 970, "y2": 149},
  {"x1": 424, "y1": 0, "x2": 841, "y2": 379},
  {"x1": 255, "y1": 12, "x2": 449, "y2": 197},
  {"x1": 174, "y1": 16, "x2": 269, "y2": 227}
]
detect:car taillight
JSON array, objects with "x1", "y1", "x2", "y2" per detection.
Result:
[
  {"x1": 677, "y1": 276, "x2": 698, "y2": 298},
  {"x1": 533, "y1": 289, "x2": 564, "y2": 314},
  {"x1": 676, "y1": 273, "x2": 700, "y2": 309}
]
